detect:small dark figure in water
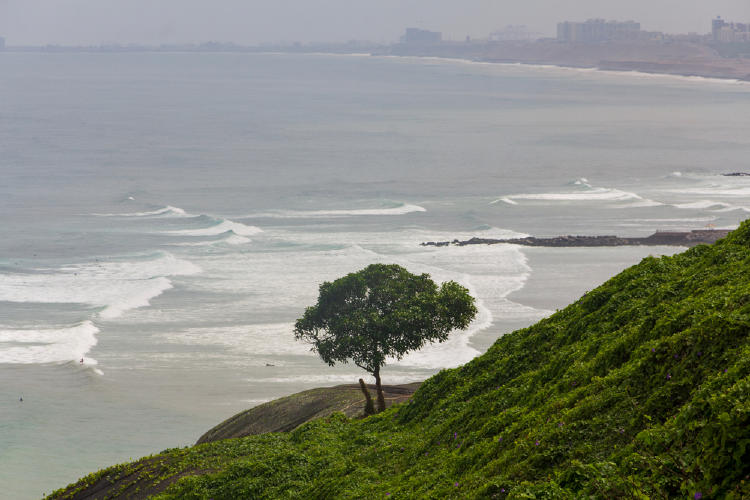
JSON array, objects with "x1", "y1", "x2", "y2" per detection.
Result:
[
  {"x1": 19, "y1": 397, "x2": 23, "y2": 402},
  {"x1": 80, "y1": 358, "x2": 84, "y2": 364}
]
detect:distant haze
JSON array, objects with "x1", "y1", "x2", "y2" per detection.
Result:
[{"x1": 1, "y1": 0, "x2": 749, "y2": 46}]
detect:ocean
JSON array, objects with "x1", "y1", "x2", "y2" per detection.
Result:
[{"x1": 1, "y1": 51, "x2": 749, "y2": 499}]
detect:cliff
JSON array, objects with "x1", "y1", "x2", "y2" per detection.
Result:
[{"x1": 49, "y1": 221, "x2": 750, "y2": 499}]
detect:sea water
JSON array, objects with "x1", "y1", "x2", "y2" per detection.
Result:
[{"x1": 1, "y1": 52, "x2": 749, "y2": 498}]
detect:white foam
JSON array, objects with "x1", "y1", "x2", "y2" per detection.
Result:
[
  {"x1": 173, "y1": 231, "x2": 252, "y2": 247},
  {"x1": 671, "y1": 197, "x2": 750, "y2": 213},
  {"x1": 674, "y1": 200, "x2": 733, "y2": 210},
  {"x1": 714, "y1": 205, "x2": 750, "y2": 213},
  {"x1": 505, "y1": 187, "x2": 643, "y2": 202},
  {"x1": 624, "y1": 217, "x2": 718, "y2": 223},
  {"x1": 0, "y1": 321, "x2": 99, "y2": 364},
  {"x1": 244, "y1": 203, "x2": 426, "y2": 219},
  {"x1": 166, "y1": 219, "x2": 263, "y2": 237},
  {"x1": 667, "y1": 185, "x2": 750, "y2": 197},
  {"x1": 0, "y1": 252, "x2": 201, "y2": 319},
  {"x1": 491, "y1": 197, "x2": 518, "y2": 205},
  {"x1": 162, "y1": 323, "x2": 311, "y2": 356},
  {"x1": 496, "y1": 179, "x2": 656, "y2": 205},
  {"x1": 94, "y1": 205, "x2": 188, "y2": 217},
  {"x1": 617, "y1": 199, "x2": 665, "y2": 208},
  {"x1": 99, "y1": 277, "x2": 174, "y2": 319}
]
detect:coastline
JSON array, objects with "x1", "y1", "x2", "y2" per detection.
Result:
[
  {"x1": 251, "y1": 49, "x2": 750, "y2": 85},
  {"x1": 386, "y1": 55, "x2": 750, "y2": 86},
  {"x1": 371, "y1": 40, "x2": 750, "y2": 84},
  {"x1": 6, "y1": 41, "x2": 750, "y2": 84}
]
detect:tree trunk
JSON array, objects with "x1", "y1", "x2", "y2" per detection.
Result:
[
  {"x1": 358, "y1": 378, "x2": 375, "y2": 416},
  {"x1": 374, "y1": 367, "x2": 386, "y2": 413}
]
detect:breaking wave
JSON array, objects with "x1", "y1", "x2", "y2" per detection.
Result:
[
  {"x1": 94, "y1": 205, "x2": 188, "y2": 217},
  {"x1": 0, "y1": 321, "x2": 99, "y2": 365},
  {"x1": 166, "y1": 218, "x2": 263, "y2": 237},
  {"x1": 493, "y1": 179, "x2": 653, "y2": 205},
  {"x1": 173, "y1": 230, "x2": 252, "y2": 247},
  {"x1": 243, "y1": 203, "x2": 426, "y2": 218},
  {"x1": 673, "y1": 200, "x2": 750, "y2": 213},
  {"x1": 0, "y1": 252, "x2": 201, "y2": 320}
]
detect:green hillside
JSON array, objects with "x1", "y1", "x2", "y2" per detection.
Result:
[{"x1": 50, "y1": 221, "x2": 750, "y2": 499}]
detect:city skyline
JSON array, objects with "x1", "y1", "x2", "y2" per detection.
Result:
[{"x1": 1, "y1": 0, "x2": 749, "y2": 46}]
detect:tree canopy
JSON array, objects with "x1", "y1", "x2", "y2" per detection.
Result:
[{"x1": 294, "y1": 263, "x2": 477, "y2": 412}]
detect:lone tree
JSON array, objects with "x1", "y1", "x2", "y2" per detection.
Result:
[{"x1": 294, "y1": 263, "x2": 477, "y2": 413}]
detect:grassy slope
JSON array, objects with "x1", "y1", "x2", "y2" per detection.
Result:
[{"x1": 50, "y1": 221, "x2": 750, "y2": 499}]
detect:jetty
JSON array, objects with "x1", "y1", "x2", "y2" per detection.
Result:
[{"x1": 421, "y1": 229, "x2": 731, "y2": 248}]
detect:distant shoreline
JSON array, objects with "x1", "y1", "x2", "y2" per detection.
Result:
[
  {"x1": 369, "y1": 53, "x2": 750, "y2": 86},
  {"x1": 372, "y1": 40, "x2": 750, "y2": 83},
  {"x1": 5, "y1": 40, "x2": 750, "y2": 83}
]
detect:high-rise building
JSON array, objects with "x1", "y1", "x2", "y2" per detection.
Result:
[
  {"x1": 712, "y1": 17, "x2": 727, "y2": 40},
  {"x1": 402, "y1": 28, "x2": 442, "y2": 44},
  {"x1": 557, "y1": 19, "x2": 641, "y2": 43},
  {"x1": 489, "y1": 25, "x2": 539, "y2": 42},
  {"x1": 712, "y1": 17, "x2": 750, "y2": 42}
]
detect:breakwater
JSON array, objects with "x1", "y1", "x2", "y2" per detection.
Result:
[{"x1": 421, "y1": 229, "x2": 731, "y2": 248}]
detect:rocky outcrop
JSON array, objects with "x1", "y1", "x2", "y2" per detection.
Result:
[
  {"x1": 421, "y1": 230, "x2": 731, "y2": 249},
  {"x1": 196, "y1": 382, "x2": 421, "y2": 445}
]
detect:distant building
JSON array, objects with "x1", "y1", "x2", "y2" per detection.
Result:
[
  {"x1": 711, "y1": 17, "x2": 750, "y2": 42},
  {"x1": 489, "y1": 25, "x2": 540, "y2": 42},
  {"x1": 557, "y1": 19, "x2": 641, "y2": 43},
  {"x1": 713, "y1": 17, "x2": 727, "y2": 40},
  {"x1": 402, "y1": 28, "x2": 442, "y2": 44}
]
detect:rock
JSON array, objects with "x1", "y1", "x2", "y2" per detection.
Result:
[
  {"x1": 420, "y1": 230, "x2": 731, "y2": 249},
  {"x1": 195, "y1": 382, "x2": 421, "y2": 445}
]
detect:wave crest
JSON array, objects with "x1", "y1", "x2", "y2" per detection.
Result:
[
  {"x1": 0, "y1": 321, "x2": 99, "y2": 365},
  {"x1": 94, "y1": 205, "x2": 187, "y2": 217},
  {"x1": 244, "y1": 203, "x2": 426, "y2": 219},
  {"x1": 173, "y1": 230, "x2": 252, "y2": 247},
  {"x1": 494, "y1": 180, "x2": 658, "y2": 206},
  {"x1": 166, "y1": 219, "x2": 262, "y2": 237},
  {"x1": 0, "y1": 252, "x2": 201, "y2": 319}
]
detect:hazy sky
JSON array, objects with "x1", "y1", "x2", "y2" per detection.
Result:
[{"x1": 1, "y1": 0, "x2": 749, "y2": 46}]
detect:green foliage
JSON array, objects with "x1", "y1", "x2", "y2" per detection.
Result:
[
  {"x1": 294, "y1": 263, "x2": 477, "y2": 374},
  {"x1": 295, "y1": 263, "x2": 477, "y2": 411},
  {"x1": 49, "y1": 221, "x2": 750, "y2": 499}
]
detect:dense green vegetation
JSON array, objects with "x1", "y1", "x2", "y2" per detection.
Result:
[{"x1": 50, "y1": 221, "x2": 750, "y2": 499}]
